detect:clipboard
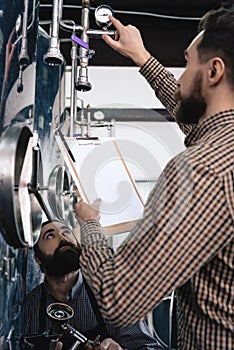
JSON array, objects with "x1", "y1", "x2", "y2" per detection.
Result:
[{"x1": 55, "y1": 133, "x2": 144, "y2": 235}]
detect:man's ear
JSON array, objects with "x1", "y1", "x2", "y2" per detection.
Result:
[{"x1": 208, "y1": 57, "x2": 225, "y2": 85}]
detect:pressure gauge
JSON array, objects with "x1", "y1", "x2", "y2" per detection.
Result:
[
  {"x1": 93, "y1": 110, "x2": 105, "y2": 121},
  {"x1": 95, "y1": 5, "x2": 114, "y2": 29}
]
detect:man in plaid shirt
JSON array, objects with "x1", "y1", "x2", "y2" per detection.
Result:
[{"x1": 75, "y1": 6, "x2": 234, "y2": 350}]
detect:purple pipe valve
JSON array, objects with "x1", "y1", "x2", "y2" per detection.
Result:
[{"x1": 71, "y1": 34, "x2": 89, "y2": 49}]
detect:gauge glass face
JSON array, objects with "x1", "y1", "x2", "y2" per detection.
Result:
[
  {"x1": 93, "y1": 111, "x2": 105, "y2": 121},
  {"x1": 95, "y1": 5, "x2": 113, "y2": 26}
]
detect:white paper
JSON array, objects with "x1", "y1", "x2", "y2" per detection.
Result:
[{"x1": 55, "y1": 135, "x2": 144, "y2": 233}]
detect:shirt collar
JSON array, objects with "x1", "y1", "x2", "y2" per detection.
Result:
[
  {"x1": 70, "y1": 269, "x2": 83, "y2": 300},
  {"x1": 44, "y1": 269, "x2": 83, "y2": 301},
  {"x1": 185, "y1": 109, "x2": 234, "y2": 147}
]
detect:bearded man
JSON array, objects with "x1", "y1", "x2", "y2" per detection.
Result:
[{"x1": 24, "y1": 220, "x2": 162, "y2": 350}]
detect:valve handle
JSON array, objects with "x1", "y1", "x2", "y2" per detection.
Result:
[{"x1": 71, "y1": 34, "x2": 89, "y2": 50}]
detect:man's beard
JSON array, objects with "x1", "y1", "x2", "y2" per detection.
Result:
[
  {"x1": 38, "y1": 241, "x2": 82, "y2": 277},
  {"x1": 175, "y1": 73, "x2": 207, "y2": 125}
]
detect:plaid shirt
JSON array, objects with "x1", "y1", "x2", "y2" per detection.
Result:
[{"x1": 80, "y1": 57, "x2": 234, "y2": 350}]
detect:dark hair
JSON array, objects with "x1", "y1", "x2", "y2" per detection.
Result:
[
  {"x1": 197, "y1": 6, "x2": 234, "y2": 86},
  {"x1": 40, "y1": 219, "x2": 64, "y2": 228}
]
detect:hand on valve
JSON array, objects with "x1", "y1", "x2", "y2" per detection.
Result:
[{"x1": 102, "y1": 16, "x2": 151, "y2": 67}]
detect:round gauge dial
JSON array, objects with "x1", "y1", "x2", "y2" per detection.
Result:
[
  {"x1": 95, "y1": 5, "x2": 114, "y2": 28},
  {"x1": 93, "y1": 110, "x2": 105, "y2": 121}
]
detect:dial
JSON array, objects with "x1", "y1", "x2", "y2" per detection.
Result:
[
  {"x1": 95, "y1": 5, "x2": 114, "y2": 28},
  {"x1": 93, "y1": 110, "x2": 105, "y2": 121}
]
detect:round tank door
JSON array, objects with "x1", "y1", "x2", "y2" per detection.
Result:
[{"x1": 0, "y1": 124, "x2": 43, "y2": 248}]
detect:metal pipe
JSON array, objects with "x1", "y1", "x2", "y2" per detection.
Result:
[
  {"x1": 70, "y1": 36, "x2": 78, "y2": 137},
  {"x1": 75, "y1": 0, "x2": 92, "y2": 91},
  {"x1": 29, "y1": 146, "x2": 53, "y2": 221},
  {"x1": 43, "y1": 0, "x2": 64, "y2": 66},
  {"x1": 86, "y1": 104, "x2": 91, "y2": 137},
  {"x1": 86, "y1": 28, "x2": 115, "y2": 38},
  {"x1": 13, "y1": 0, "x2": 37, "y2": 46},
  {"x1": 17, "y1": 0, "x2": 30, "y2": 93},
  {"x1": 77, "y1": 98, "x2": 85, "y2": 136},
  {"x1": 60, "y1": 20, "x2": 83, "y2": 32},
  {"x1": 19, "y1": 0, "x2": 29, "y2": 66},
  {"x1": 61, "y1": 324, "x2": 87, "y2": 344}
]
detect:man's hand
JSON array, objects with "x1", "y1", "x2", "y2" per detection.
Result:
[
  {"x1": 102, "y1": 16, "x2": 151, "y2": 67},
  {"x1": 55, "y1": 341, "x2": 63, "y2": 350},
  {"x1": 100, "y1": 338, "x2": 124, "y2": 350},
  {"x1": 53, "y1": 338, "x2": 124, "y2": 350},
  {"x1": 74, "y1": 199, "x2": 101, "y2": 225}
]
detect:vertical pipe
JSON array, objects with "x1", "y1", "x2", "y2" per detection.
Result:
[
  {"x1": 76, "y1": 0, "x2": 92, "y2": 91},
  {"x1": 19, "y1": 0, "x2": 29, "y2": 66},
  {"x1": 70, "y1": 38, "x2": 78, "y2": 137},
  {"x1": 43, "y1": 0, "x2": 64, "y2": 65},
  {"x1": 58, "y1": 0, "x2": 63, "y2": 22},
  {"x1": 86, "y1": 104, "x2": 91, "y2": 137},
  {"x1": 50, "y1": 0, "x2": 60, "y2": 47}
]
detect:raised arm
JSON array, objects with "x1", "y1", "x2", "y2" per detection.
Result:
[
  {"x1": 102, "y1": 16, "x2": 192, "y2": 134},
  {"x1": 102, "y1": 16, "x2": 151, "y2": 67}
]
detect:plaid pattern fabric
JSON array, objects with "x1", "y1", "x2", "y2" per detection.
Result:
[{"x1": 80, "y1": 57, "x2": 234, "y2": 350}]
